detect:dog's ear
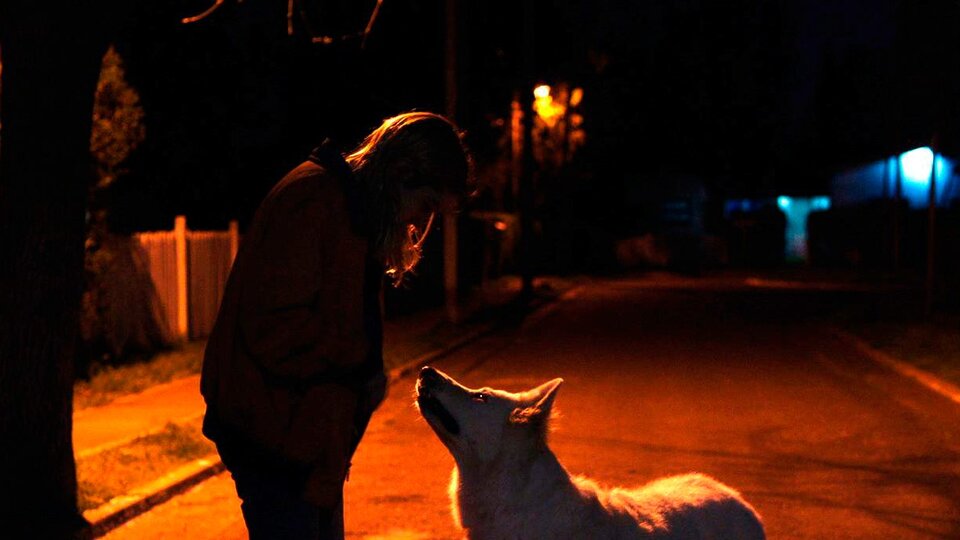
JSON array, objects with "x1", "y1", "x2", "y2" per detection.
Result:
[
  {"x1": 510, "y1": 378, "x2": 563, "y2": 428},
  {"x1": 530, "y1": 378, "x2": 563, "y2": 411}
]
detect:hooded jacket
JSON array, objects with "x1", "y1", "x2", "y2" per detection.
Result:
[{"x1": 201, "y1": 145, "x2": 384, "y2": 506}]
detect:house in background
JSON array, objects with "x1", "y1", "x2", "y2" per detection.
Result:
[
  {"x1": 724, "y1": 196, "x2": 831, "y2": 264},
  {"x1": 722, "y1": 147, "x2": 960, "y2": 267},
  {"x1": 832, "y1": 147, "x2": 959, "y2": 209},
  {"x1": 617, "y1": 148, "x2": 960, "y2": 270},
  {"x1": 805, "y1": 147, "x2": 960, "y2": 269}
]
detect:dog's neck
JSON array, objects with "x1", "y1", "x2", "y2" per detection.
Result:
[{"x1": 450, "y1": 446, "x2": 576, "y2": 539}]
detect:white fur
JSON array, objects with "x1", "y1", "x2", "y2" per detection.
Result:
[{"x1": 416, "y1": 369, "x2": 765, "y2": 540}]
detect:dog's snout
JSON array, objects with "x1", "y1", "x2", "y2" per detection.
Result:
[{"x1": 419, "y1": 366, "x2": 442, "y2": 386}]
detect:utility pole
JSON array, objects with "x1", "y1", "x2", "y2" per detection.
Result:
[
  {"x1": 519, "y1": 0, "x2": 537, "y2": 300},
  {"x1": 443, "y1": 0, "x2": 460, "y2": 322},
  {"x1": 924, "y1": 140, "x2": 938, "y2": 317},
  {"x1": 893, "y1": 154, "x2": 902, "y2": 271}
]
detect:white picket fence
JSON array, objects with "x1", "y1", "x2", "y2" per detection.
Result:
[{"x1": 135, "y1": 216, "x2": 238, "y2": 340}]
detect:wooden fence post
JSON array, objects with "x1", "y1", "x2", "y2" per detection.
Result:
[{"x1": 174, "y1": 215, "x2": 189, "y2": 339}]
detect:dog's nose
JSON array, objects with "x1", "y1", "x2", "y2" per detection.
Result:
[{"x1": 419, "y1": 366, "x2": 442, "y2": 385}]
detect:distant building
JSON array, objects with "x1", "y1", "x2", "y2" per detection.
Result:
[
  {"x1": 719, "y1": 147, "x2": 960, "y2": 265},
  {"x1": 831, "y1": 147, "x2": 959, "y2": 209},
  {"x1": 724, "y1": 196, "x2": 829, "y2": 263}
]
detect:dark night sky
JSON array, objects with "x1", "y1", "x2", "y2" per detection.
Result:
[{"x1": 105, "y1": 0, "x2": 960, "y2": 232}]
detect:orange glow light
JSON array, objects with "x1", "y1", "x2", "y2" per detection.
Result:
[
  {"x1": 569, "y1": 87, "x2": 584, "y2": 107},
  {"x1": 533, "y1": 85, "x2": 564, "y2": 127}
]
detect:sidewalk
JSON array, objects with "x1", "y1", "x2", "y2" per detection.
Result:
[{"x1": 76, "y1": 275, "x2": 577, "y2": 536}]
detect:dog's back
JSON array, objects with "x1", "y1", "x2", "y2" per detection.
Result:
[
  {"x1": 574, "y1": 473, "x2": 765, "y2": 539},
  {"x1": 455, "y1": 463, "x2": 765, "y2": 539}
]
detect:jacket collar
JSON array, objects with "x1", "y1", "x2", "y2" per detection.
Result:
[
  {"x1": 308, "y1": 138, "x2": 354, "y2": 180},
  {"x1": 308, "y1": 139, "x2": 370, "y2": 236}
]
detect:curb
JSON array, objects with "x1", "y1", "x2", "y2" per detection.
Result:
[
  {"x1": 832, "y1": 328, "x2": 960, "y2": 407},
  {"x1": 87, "y1": 283, "x2": 582, "y2": 536},
  {"x1": 85, "y1": 455, "x2": 225, "y2": 538}
]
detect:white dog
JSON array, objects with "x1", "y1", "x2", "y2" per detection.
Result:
[{"x1": 416, "y1": 367, "x2": 765, "y2": 539}]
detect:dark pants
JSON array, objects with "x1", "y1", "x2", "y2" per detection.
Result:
[{"x1": 228, "y1": 461, "x2": 345, "y2": 540}]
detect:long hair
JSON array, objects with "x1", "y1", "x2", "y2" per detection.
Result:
[{"x1": 346, "y1": 112, "x2": 472, "y2": 285}]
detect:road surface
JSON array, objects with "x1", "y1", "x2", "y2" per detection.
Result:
[{"x1": 106, "y1": 276, "x2": 960, "y2": 539}]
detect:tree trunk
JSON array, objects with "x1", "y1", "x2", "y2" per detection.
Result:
[{"x1": 0, "y1": 5, "x2": 111, "y2": 537}]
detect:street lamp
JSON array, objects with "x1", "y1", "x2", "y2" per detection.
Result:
[{"x1": 529, "y1": 83, "x2": 585, "y2": 168}]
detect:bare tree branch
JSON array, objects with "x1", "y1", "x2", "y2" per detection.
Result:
[
  {"x1": 183, "y1": 0, "x2": 385, "y2": 49},
  {"x1": 303, "y1": 0, "x2": 385, "y2": 49},
  {"x1": 361, "y1": 0, "x2": 384, "y2": 49},
  {"x1": 182, "y1": 0, "x2": 226, "y2": 24}
]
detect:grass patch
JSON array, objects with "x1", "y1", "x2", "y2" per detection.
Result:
[
  {"x1": 77, "y1": 418, "x2": 216, "y2": 512},
  {"x1": 74, "y1": 341, "x2": 206, "y2": 410}
]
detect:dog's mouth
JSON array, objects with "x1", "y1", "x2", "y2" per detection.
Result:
[{"x1": 417, "y1": 390, "x2": 461, "y2": 436}]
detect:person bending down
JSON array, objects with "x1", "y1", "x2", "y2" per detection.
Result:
[{"x1": 201, "y1": 112, "x2": 472, "y2": 539}]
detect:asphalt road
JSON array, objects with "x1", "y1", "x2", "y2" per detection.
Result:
[{"x1": 107, "y1": 276, "x2": 960, "y2": 539}]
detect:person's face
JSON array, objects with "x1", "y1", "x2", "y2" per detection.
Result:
[
  {"x1": 398, "y1": 186, "x2": 443, "y2": 224},
  {"x1": 399, "y1": 186, "x2": 461, "y2": 250}
]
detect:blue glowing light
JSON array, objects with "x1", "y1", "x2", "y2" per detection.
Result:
[
  {"x1": 900, "y1": 147, "x2": 934, "y2": 184},
  {"x1": 778, "y1": 196, "x2": 831, "y2": 261},
  {"x1": 811, "y1": 196, "x2": 831, "y2": 211},
  {"x1": 898, "y1": 146, "x2": 949, "y2": 186},
  {"x1": 832, "y1": 148, "x2": 956, "y2": 209}
]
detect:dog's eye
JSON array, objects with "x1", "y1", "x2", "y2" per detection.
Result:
[{"x1": 472, "y1": 392, "x2": 488, "y2": 403}]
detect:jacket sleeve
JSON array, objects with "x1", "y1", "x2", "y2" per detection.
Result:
[{"x1": 236, "y1": 190, "x2": 369, "y2": 382}]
